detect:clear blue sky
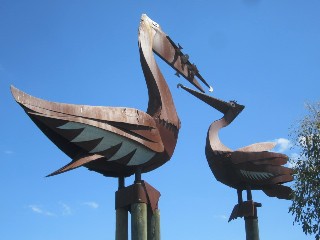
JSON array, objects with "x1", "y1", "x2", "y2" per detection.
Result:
[{"x1": 1, "y1": 1, "x2": 319, "y2": 239}]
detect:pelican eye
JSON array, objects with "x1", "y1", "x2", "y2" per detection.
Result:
[
  {"x1": 230, "y1": 102, "x2": 236, "y2": 107},
  {"x1": 152, "y1": 22, "x2": 159, "y2": 28},
  {"x1": 229, "y1": 100, "x2": 238, "y2": 107}
]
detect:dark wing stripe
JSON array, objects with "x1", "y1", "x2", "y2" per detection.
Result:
[{"x1": 240, "y1": 170, "x2": 274, "y2": 181}]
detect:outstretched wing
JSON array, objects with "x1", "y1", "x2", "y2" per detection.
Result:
[
  {"x1": 263, "y1": 185, "x2": 293, "y2": 200},
  {"x1": 11, "y1": 86, "x2": 163, "y2": 152},
  {"x1": 11, "y1": 86, "x2": 164, "y2": 176},
  {"x1": 236, "y1": 142, "x2": 276, "y2": 152},
  {"x1": 229, "y1": 151, "x2": 293, "y2": 187}
]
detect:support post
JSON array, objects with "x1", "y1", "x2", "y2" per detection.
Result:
[
  {"x1": 148, "y1": 207, "x2": 160, "y2": 240},
  {"x1": 115, "y1": 180, "x2": 161, "y2": 240},
  {"x1": 131, "y1": 202, "x2": 148, "y2": 240},
  {"x1": 244, "y1": 188, "x2": 260, "y2": 240},
  {"x1": 244, "y1": 202, "x2": 260, "y2": 240},
  {"x1": 116, "y1": 177, "x2": 128, "y2": 240},
  {"x1": 116, "y1": 208, "x2": 128, "y2": 240},
  {"x1": 244, "y1": 216, "x2": 259, "y2": 240}
]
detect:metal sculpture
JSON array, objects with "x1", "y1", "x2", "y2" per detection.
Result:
[
  {"x1": 11, "y1": 14, "x2": 210, "y2": 179},
  {"x1": 11, "y1": 14, "x2": 211, "y2": 240},
  {"x1": 178, "y1": 84, "x2": 293, "y2": 222}
]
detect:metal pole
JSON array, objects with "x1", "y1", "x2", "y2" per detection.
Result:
[
  {"x1": 131, "y1": 169, "x2": 147, "y2": 240},
  {"x1": 244, "y1": 188, "x2": 260, "y2": 240},
  {"x1": 244, "y1": 216, "x2": 259, "y2": 240},
  {"x1": 244, "y1": 187, "x2": 262, "y2": 240},
  {"x1": 131, "y1": 202, "x2": 147, "y2": 240},
  {"x1": 116, "y1": 208, "x2": 128, "y2": 240},
  {"x1": 116, "y1": 177, "x2": 128, "y2": 240},
  {"x1": 148, "y1": 208, "x2": 160, "y2": 240}
]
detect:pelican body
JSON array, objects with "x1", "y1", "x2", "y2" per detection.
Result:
[
  {"x1": 11, "y1": 15, "x2": 210, "y2": 178},
  {"x1": 179, "y1": 85, "x2": 293, "y2": 220}
]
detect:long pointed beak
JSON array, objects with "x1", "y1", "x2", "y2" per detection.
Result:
[
  {"x1": 177, "y1": 84, "x2": 230, "y2": 114},
  {"x1": 142, "y1": 14, "x2": 212, "y2": 93}
]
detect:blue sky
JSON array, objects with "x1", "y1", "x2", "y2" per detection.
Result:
[{"x1": 1, "y1": 1, "x2": 319, "y2": 239}]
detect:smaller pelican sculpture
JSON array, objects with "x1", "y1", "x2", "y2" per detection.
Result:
[
  {"x1": 178, "y1": 84, "x2": 293, "y2": 221},
  {"x1": 11, "y1": 15, "x2": 211, "y2": 181}
]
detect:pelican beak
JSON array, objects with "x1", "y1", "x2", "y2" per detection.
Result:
[
  {"x1": 141, "y1": 14, "x2": 212, "y2": 93},
  {"x1": 177, "y1": 84, "x2": 232, "y2": 114}
]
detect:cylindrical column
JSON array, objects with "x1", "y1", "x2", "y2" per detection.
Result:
[
  {"x1": 116, "y1": 177, "x2": 128, "y2": 240},
  {"x1": 245, "y1": 216, "x2": 259, "y2": 240},
  {"x1": 116, "y1": 208, "x2": 128, "y2": 240},
  {"x1": 131, "y1": 202, "x2": 147, "y2": 240},
  {"x1": 148, "y1": 208, "x2": 160, "y2": 240}
]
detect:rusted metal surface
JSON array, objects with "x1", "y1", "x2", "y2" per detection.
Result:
[
  {"x1": 179, "y1": 84, "x2": 293, "y2": 221},
  {"x1": 115, "y1": 181, "x2": 160, "y2": 213},
  {"x1": 152, "y1": 33, "x2": 211, "y2": 92},
  {"x1": 11, "y1": 14, "x2": 211, "y2": 178},
  {"x1": 229, "y1": 200, "x2": 255, "y2": 221}
]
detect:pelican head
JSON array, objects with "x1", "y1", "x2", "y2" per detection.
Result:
[
  {"x1": 139, "y1": 14, "x2": 213, "y2": 93},
  {"x1": 140, "y1": 14, "x2": 161, "y2": 31},
  {"x1": 224, "y1": 100, "x2": 245, "y2": 123},
  {"x1": 139, "y1": 14, "x2": 162, "y2": 42},
  {"x1": 178, "y1": 84, "x2": 245, "y2": 123}
]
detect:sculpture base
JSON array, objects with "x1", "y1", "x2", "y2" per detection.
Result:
[
  {"x1": 115, "y1": 181, "x2": 161, "y2": 240},
  {"x1": 229, "y1": 200, "x2": 262, "y2": 222}
]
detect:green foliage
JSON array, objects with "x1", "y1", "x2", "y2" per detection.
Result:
[{"x1": 289, "y1": 102, "x2": 320, "y2": 240}]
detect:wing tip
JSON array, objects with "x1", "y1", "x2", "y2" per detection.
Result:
[
  {"x1": 263, "y1": 185, "x2": 293, "y2": 200},
  {"x1": 46, "y1": 154, "x2": 104, "y2": 177},
  {"x1": 10, "y1": 85, "x2": 23, "y2": 103}
]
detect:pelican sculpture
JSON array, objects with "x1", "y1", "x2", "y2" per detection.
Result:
[
  {"x1": 11, "y1": 14, "x2": 211, "y2": 179},
  {"x1": 178, "y1": 84, "x2": 293, "y2": 221}
]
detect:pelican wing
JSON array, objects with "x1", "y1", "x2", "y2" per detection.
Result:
[
  {"x1": 46, "y1": 154, "x2": 104, "y2": 177},
  {"x1": 11, "y1": 86, "x2": 164, "y2": 153},
  {"x1": 11, "y1": 86, "x2": 166, "y2": 177},
  {"x1": 236, "y1": 165, "x2": 293, "y2": 186},
  {"x1": 236, "y1": 142, "x2": 276, "y2": 152},
  {"x1": 229, "y1": 151, "x2": 293, "y2": 185},
  {"x1": 262, "y1": 185, "x2": 293, "y2": 200},
  {"x1": 230, "y1": 151, "x2": 288, "y2": 166}
]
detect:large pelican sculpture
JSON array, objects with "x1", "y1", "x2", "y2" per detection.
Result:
[
  {"x1": 11, "y1": 14, "x2": 211, "y2": 179},
  {"x1": 178, "y1": 84, "x2": 293, "y2": 221}
]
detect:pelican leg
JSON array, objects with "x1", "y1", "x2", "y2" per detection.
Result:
[
  {"x1": 237, "y1": 189, "x2": 243, "y2": 204},
  {"x1": 118, "y1": 176, "x2": 125, "y2": 189},
  {"x1": 135, "y1": 168, "x2": 142, "y2": 183},
  {"x1": 246, "y1": 186, "x2": 253, "y2": 201}
]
